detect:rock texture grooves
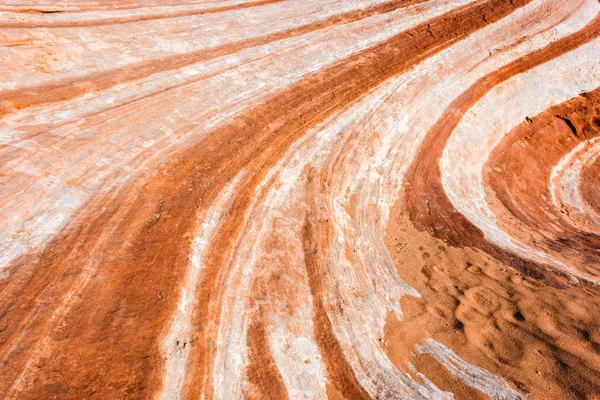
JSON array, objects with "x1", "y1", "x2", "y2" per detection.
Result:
[{"x1": 1, "y1": 0, "x2": 600, "y2": 399}]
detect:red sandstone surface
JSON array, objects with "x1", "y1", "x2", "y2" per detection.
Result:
[{"x1": 1, "y1": 1, "x2": 600, "y2": 399}]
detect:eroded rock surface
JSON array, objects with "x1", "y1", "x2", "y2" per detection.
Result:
[{"x1": 1, "y1": 0, "x2": 600, "y2": 399}]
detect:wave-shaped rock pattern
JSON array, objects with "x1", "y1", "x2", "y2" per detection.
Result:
[{"x1": 1, "y1": 0, "x2": 600, "y2": 398}]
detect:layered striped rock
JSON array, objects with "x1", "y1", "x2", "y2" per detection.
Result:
[{"x1": 1, "y1": 0, "x2": 600, "y2": 399}]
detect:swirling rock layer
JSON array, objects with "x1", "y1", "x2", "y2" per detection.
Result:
[{"x1": 1, "y1": 0, "x2": 600, "y2": 399}]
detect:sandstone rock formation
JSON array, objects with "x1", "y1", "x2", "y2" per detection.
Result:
[{"x1": 1, "y1": 0, "x2": 600, "y2": 399}]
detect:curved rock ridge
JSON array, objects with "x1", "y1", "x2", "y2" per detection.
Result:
[{"x1": 1, "y1": 0, "x2": 600, "y2": 399}]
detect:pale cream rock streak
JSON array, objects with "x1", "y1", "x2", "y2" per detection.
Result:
[
  {"x1": 158, "y1": 172, "x2": 246, "y2": 400},
  {"x1": 210, "y1": 135, "x2": 334, "y2": 399},
  {"x1": 0, "y1": 0, "x2": 249, "y2": 11},
  {"x1": 0, "y1": 0, "x2": 408, "y2": 139},
  {"x1": 440, "y1": 36, "x2": 600, "y2": 284},
  {"x1": 0, "y1": 0, "x2": 390, "y2": 91},
  {"x1": 549, "y1": 137, "x2": 600, "y2": 232},
  {"x1": 0, "y1": 0, "x2": 460, "y2": 136},
  {"x1": 259, "y1": 185, "x2": 329, "y2": 400},
  {"x1": 210, "y1": 1, "x2": 581, "y2": 398},
  {"x1": 417, "y1": 339, "x2": 526, "y2": 400},
  {"x1": 207, "y1": 83, "x2": 428, "y2": 399},
  {"x1": 0, "y1": 0, "x2": 472, "y2": 274},
  {"x1": 0, "y1": 0, "x2": 272, "y2": 24}
]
